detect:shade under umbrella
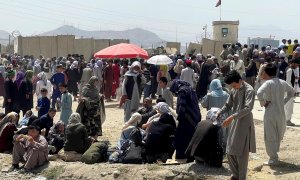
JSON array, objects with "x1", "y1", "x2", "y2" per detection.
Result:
[
  {"x1": 94, "y1": 43, "x2": 149, "y2": 59},
  {"x1": 146, "y1": 55, "x2": 173, "y2": 65}
]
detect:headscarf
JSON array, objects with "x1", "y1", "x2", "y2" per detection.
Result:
[
  {"x1": 16, "y1": 71, "x2": 25, "y2": 89},
  {"x1": 70, "y1": 61, "x2": 78, "y2": 70},
  {"x1": 159, "y1": 65, "x2": 168, "y2": 76},
  {"x1": 6, "y1": 70, "x2": 15, "y2": 78},
  {"x1": 209, "y1": 79, "x2": 227, "y2": 97},
  {"x1": 50, "y1": 121, "x2": 65, "y2": 135},
  {"x1": 68, "y1": 113, "x2": 81, "y2": 126},
  {"x1": 96, "y1": 59, "x2": 103, "y2": 69},
  {"x1": 206, "y1": 107, "x2": 226, "y2": 125},
  {"x1": 38, "y1": 72, "x2": 48, "y2": 86},
  {"x1": 154, "y1": 102, "x2": 171, "y2": 114},
  {"x1": 125, "y1": 61, "x2": 141, "y2": 77},
  {"x1": 82, "y1": 76, "x2": 100, "y2": 99},
  {"x1": 170, "y1": 80, "x2": 192, "y2": 97},
  {"x1": 0, "y1": 112, "x2": 18, "y2": 136},
  {"x1": 25, "y1": 70, "x2": 33, "y2": 81}
]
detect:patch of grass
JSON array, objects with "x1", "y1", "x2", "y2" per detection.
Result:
[
  {"x1": 147, "y1": 164, "x2": 161, "y2": 171},
  {"x1": 42, "y1": 165, "x2": 65, "y2": 180}
]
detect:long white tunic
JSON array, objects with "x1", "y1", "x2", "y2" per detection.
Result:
[
  {"x1": 257, "y1": 78, "x2": 294, "y2": 142},
  {"x1": 285, "y1": 68, "x2": 294, "y2": 121}
]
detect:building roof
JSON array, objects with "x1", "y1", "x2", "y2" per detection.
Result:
[{"x1": 212, "y1": 21, "x2": 239, "y2": 26}]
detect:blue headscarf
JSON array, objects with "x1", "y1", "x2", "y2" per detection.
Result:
[{"x1": 209, "y1": 79, "x2": 226, "y2": 97}]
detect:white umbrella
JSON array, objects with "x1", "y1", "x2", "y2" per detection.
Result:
[{"x1": 146, "y1": 55, "x2": 173, "y2": 65}]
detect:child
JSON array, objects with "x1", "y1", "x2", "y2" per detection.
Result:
[
  {"x1": 58, "y1": 83, "x2": 72, "y2": 124},
  {"x1": 158, "y1": 77, "x2": 174, "y2": 109},
  {"x1": 36, "y1": 88, "x2": 51, "y2": 117},
  {"x1": 18, "y1": 110, "x2": 33, "y2": 127}
]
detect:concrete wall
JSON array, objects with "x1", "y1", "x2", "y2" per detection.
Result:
[
  {"x1": 187, "y1": 43, "x2": 202, "y2": 55},
  {"x1": 166, "y1": 42, "x2": 181, "y2": 54},
  {"x1": 200, "y1": 38, "x2": 223, "y2": 62},
  {"x1": 15, "y1": 36, "x2": 130, "y2": 59},
  {"x1": 213, "y1": 21, "x2": 239, "y2": 44}
]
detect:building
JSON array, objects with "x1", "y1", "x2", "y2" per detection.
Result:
[
  {"x1": 212, "y1": 21, "x2": 239, "y2": 44},
  {"x1": 247, "y1": 37, "x2": 280, "y2": 49}
]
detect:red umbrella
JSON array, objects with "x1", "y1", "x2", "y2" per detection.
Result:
[{"x1": 94, "y1": 43, "x2": 149, "y2": 59}]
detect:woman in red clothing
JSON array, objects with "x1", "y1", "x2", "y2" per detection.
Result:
[
  {"x1": 0, "y1": 112, "x2": 19, "y2": 153},
  {"x1": 112, "y1": 60, "x2": 120, "y2": 98}
]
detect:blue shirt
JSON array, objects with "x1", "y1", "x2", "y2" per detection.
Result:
[
  {"x1": 50, "y1": 73, "x2": 65, "y2": 93},
  {"x1": 37, "y1": 97, "x2": 50, "y2": 117}
]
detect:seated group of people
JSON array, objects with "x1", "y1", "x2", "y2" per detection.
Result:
[
  {"x1": 0, "y1": 108, "x2": 103, "y2": 172},
  {"x1": 112, "y1": 78, "x2": 229, "y2": 165}
]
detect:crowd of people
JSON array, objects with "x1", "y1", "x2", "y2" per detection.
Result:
[{"x1": 0, "y1": 38, "x2": 299, "y2": 179}]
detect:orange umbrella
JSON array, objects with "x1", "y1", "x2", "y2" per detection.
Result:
[{"x1": 94, "y1": 43, "x2": 149, "y2": 59}]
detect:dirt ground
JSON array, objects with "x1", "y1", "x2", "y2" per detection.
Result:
[{"x1": 1, "y1": 99, "x2": 300, "y2": 180}]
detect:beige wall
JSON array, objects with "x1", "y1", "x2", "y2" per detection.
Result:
[
  {"x1": 200, "y1": 38, "x2": 224, "y2": 63},
  {"x1": 166, "y1": 42, "x2": 181, "y2": 54},
  {"x1": 14, "y1": 36, "x2": 130, "y2": 59},
  {"x1": 213, "y1": 21, "x2": 239, "y2": 44},
  {"x1": 187, "y1": 43, "x2": 202, "y2": 55}
]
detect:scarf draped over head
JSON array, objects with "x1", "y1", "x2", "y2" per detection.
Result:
[
  {"x1": 25, "y1": 70, "x2": 33, "y2": 81},
  {"x1": 159, "y1": 65, "x2": 168, "y2": 76},
  {"x1": 170, "y1": 80, "x2": 192, "y2": 97},
  {"x1": 16, "y1": 71, "x2": 25, "y2": 88},
  {"x1": 96, "y1": 59, "x2": 103, "y2": 69},
  {"x1": 68, "y1": 113, "x2": 81, "y2": 126},
  {"x1": 38, "y1": 72, "x2": 48, "y2": 86},
  {"x1": 125, "y1": 61, "x2": 141, "y2": 77},
  {"x1": 50, "y1": 120, "x2": 65, "y2": 134},
  {"x1": 6, "y1": 70, "x2": 15, "y2": 78},
  {"x1": 209, "y1": 79, "x2": 227, "y2": 97},
  {"x1": 154, "y1": 102, "x2": 171, "y2": 114},
  {"x1": 82, "y1": 76, "x2": 100, "y2": 99},
  {"x1": 70, "y1": 61, "x2": 78, "y2": 70},
  {"x1": 0, "y1": 112, "x2": 18, "y2": 136}
]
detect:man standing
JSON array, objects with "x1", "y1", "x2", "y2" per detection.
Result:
[
  {"x1": 220, "y1": 44, "x2": 230, "y2": 61},
  {"x1": 230, "y1": 54, "x2": 245, "y2": 78},
  {"x1": 50, "y1": 65, "x2": 65, "y2": 109},
  {"x1": 112, "y1": 60, "x2": 120, "y2": 99},
  {"x1": 217, "y1": 70, "x2": 256, "y2": 180},
  {"x1": 180, "y1": 60, "x2": 195, "y2": 87},
  {"x1": 158, "y1": 77, "x2": 174, "y2": 108},
  {"x1": 257, "y1": 63, "x2": 294, "y2": 165},
  {"x1": 285, "y1": 58, "x2": 300, "y2": 126},
  {"x1": 103, "y1": 60, "x2": 114, "y2": 102}
]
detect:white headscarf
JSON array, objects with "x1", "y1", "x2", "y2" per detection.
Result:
[
  {"x1": 154, "y1": 102, "x2": 171, "y2": 114},
  {"x1": 68, "y1": 113, "x2": 81, "y2": 126},
  {"x1": 38, "y1": 72, "x2": 48, "y2": 86},
  {"x1": 125, "y1": 61, "x2": 141, "y2": 77}
]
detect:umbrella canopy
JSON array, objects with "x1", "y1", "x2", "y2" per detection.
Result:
[
  {"x1": 146, "y1": 55, "x2": 173, "y2": 65},
  {"x1": 94, "y1": 43, "x2": 149, "y2": 59}
]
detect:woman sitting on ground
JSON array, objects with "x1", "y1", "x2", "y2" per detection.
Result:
[
  {"x1": 48, "y1": 121, "x2": 65, "y2": 154},
  {"x1": 64, "y1": 113, "x2": 94, "y2": 154},
  {"x1": 0, "y1": 112, "x2": 19, "y2": 153},
  {"x1": 144, "y1": 102, "x2": 176, "y2": 163}
]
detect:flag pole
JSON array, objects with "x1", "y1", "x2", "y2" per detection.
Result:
[{"x1": 219, "y1": 4, "x2": 222, "y2": 21}]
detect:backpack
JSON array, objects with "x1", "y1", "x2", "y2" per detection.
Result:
[
  {"x1": 81, "y1": 141, "x2": 108, "y2": 164},
  {"x1": 121, "y1": 128, "x2": 145, "y2": 164}
]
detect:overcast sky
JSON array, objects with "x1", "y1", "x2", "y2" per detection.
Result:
[{"x1": 1, "y1": 0, "x2": 300, "y2": 43}]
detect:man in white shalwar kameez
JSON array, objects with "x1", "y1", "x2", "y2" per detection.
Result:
[
  {"x1": 257, "y1": 63, "x2": 294, "y2": 165},
  {"x1": 122, "y1": 61, "x2": 145, "y2": 122},
  {"x1": 284, "y1": 59, "x2": 300, "y2": 126}
]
